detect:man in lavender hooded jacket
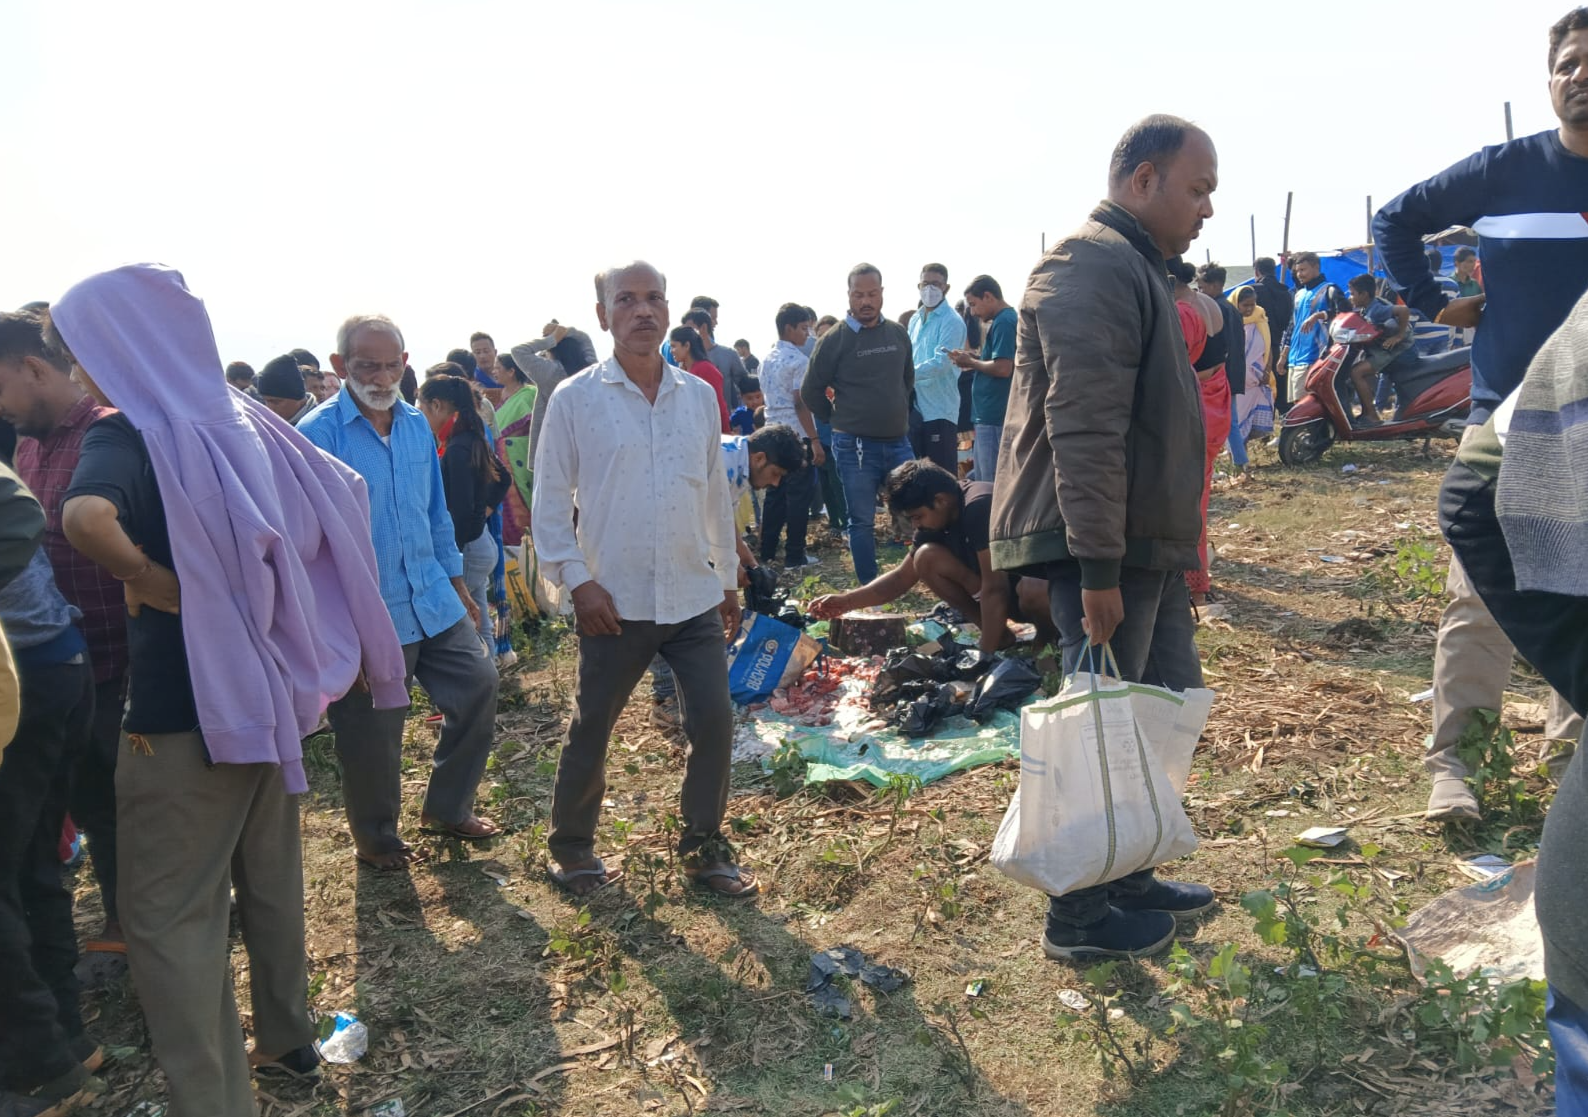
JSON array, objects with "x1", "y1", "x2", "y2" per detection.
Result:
[{"x1": 52, "y1": 264, "x2": 408, "y2": 1117}]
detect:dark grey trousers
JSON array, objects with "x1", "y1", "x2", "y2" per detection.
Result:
[
  {"x1": 327, "y1": 617, "x2": 500, "y2": 856},
  {"x1": 1044, "y1": 562, "x2": 1205, "y2": 929},
  {"x1": 551, "y1": 608, "x2": 733, "y2": 865}
]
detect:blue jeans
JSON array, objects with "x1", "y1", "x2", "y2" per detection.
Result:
[
  {"x1": 831, "y1": 432, "x2": 914, "y2": 585},
  {"x1": 461, "y1": 531, "x2": 497, "y2": 651},
  {"x1": 1227, "y1": 428, "x2": 1249, "y2": 467},
  {"x1": 1552, "y1": 987, "x2": 1588, "y2": 1117},
  {"x1": 973, "y1": 423, "x2": 1003, "y2": 482},
  {"x1": 1043, "y1": 562, "x2": 1205, "y2": 930}
]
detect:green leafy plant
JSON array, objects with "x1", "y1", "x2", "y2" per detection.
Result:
[
  {"x1": 1390, "y1": 534, "x2": 1447, "y2": 602},
  {"x1": 1165, "y1": 943, "x2": 1290, "y2": 1116},
  {"x1": 1411, "y1": 961, "x2": 1551, "y2": 1082},
  {"x1": 1455, "y1": 708, "x2": 1543, "y2": 826},
  {"x1": 1053, "y1": 961, "x2": 1150, "y2": 1084},
  {"x1": 768, "y1": 738, "x2": 809, "y2": 798}
]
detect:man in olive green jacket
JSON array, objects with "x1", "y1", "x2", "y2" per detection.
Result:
[{"x1": 990, "y1": 114, "x2": 1218, "y2": 961}]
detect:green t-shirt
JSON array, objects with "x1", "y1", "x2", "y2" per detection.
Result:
[{"x1": 971, "y1": 306, "x2": 1018, "y2": 425}]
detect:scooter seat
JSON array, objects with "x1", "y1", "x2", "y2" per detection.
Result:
[{"x1": 1412, "y1": 346, "x2": 1471, "y2": 376}]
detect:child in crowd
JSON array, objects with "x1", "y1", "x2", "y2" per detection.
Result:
[
  {"x1": 729, "y1": 379, "x2": 764, "y2": 436},
  {"x1": 1346, "y1": 273, "x2": 1417, "y2": 427}
]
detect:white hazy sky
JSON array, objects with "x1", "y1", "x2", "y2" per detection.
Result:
[{"x1": 2, "y1": 0, "x2": 1573, "y2": 369}]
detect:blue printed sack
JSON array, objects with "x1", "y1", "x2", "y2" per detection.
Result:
[{"x1": 726, "y1": 611, "x2": 822, "y2": 705}]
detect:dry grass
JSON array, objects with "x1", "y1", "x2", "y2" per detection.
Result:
[{"x1": 71, "y1": 440, "x2": 1564, "y2": 1117}]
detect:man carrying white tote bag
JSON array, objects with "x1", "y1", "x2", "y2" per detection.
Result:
[
  {"x1": 992, "y1": 645, "x2": 1213, "y2": 953},
  {"x1": 988, "y1": 114, "x2": 1221, "y2": 959}
]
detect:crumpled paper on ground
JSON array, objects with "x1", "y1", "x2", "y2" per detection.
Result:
[{"x1": 1396, "y1": 860, "x2": 1543, "y2": 984}]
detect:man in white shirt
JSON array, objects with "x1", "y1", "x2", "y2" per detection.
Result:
[
  {"x1": 533, "y1": 260, "x2": 757, "y2": 899},
  {"x1": 758, "y1": 303, "x2": 826, "y2": 568}
]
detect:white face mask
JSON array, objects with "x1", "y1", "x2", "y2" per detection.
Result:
[{"x1": 920, "y1": 284, "x2": 945, "y2": 309}]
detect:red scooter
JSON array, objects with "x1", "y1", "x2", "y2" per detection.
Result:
[{"x1": 1277, "y1": 312, "x2": 1471, "y2": 465}]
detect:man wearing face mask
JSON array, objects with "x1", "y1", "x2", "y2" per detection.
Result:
[
  {"x1": 907, "y1": 264, "x2": 967, "y2": 476},
  {"x1": 991, "y1": 114, "x2": 1219, "y2": 960},
  {"x1": 801, "y1": 264, "x2": 915, "y2": 584}
]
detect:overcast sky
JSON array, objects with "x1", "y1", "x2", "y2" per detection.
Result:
[{"x1": 2, "y1": 0, "x2": 1572, "y2": 369}]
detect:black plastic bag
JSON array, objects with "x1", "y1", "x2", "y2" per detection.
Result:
[
  {"x1": 872, "y1": 651, "x2": 954, "y2": 705},
  {"x1": 950, "y1": 647, "x2": 994, "y2": 681},
  {"x1": 967, "y1": 657, "x2": 1043, "y2": 721}
]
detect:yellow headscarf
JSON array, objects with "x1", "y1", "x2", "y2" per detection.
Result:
[{"x1": 1230, "y1": 286, "x2": 1273, "y2": 383}]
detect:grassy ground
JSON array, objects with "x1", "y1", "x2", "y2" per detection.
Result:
[{"x1": 72, "y1": 438, "x2": 1564, "y2": 1117}]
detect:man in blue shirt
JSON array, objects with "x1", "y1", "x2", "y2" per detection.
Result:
[
  {"x1": 1278, "y1": 252, "x2": 1343, "y2": 414},
  {"x1": 952, "y1": 275, "x2": 1017, "y2": 482},
  {"x1": 908, "y1": 263, "x2": 967, "y2": 474},
  {"x1": 1372, "y1": 5, "x2": 1588, "y2": 821},
  {"x1": 299, "y1": 315, "x2": 501, "y2": 869}
]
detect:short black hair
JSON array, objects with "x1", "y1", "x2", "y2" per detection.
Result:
[
  {"x1": 1290, "y1": 251, "x2": 1321, "y2": 269},
  {"x1": 1550, "y1": 6, "x2": 1588, "y2": 68},
  {"x1": 0, "y1": 310, "x2": 64, "y2": 370},
  {"x1": 1254, "y1": 256, "x2": 1277, "y2": 278},
  {"x1": 775, "y1": 302, "x2": 807, "y2": 335},
  {"x1": 964, "y1": 274, "x2": 1002, "y2": 300},
  {"x1": 682, "y1": 308, "x2": 714, "y2": 332},
  {"x1": 883, "y1": 459, "x2": 961, "y2": 515},
  {"x1": 747, "y1": 423, "x2": 804, "y2": 472},
  {"x1": 425, "y1": 361, "x2": 466, "y2": 380},
  {"x1": 847, "y1": 263, "x2": 882, "y2": 287},
  {"x1": 920, "y1": 262, "x2": 948, "y2": 282},
  {"x1": 1426, "y1": 247, "x2": 1444, "y2": 272},
  {"x1": 689, "y1": 295, "x2": 719, "y2": 311},
  {"x1": 469, "y1": 331, "x2": 493, "y2": 346},
  {"x1": 1348, "y1": 273, "x2": 1378, "y2": 295},
  {"x1": 290, "y1": 347, "x2": 319, "y2": 370},
  {"x1": 1454, "y1": 246, "x2": 1478, "y2": 263},
  {"x1": 733, "y1": 338, "x2": 750, "y2": 348},
  {"x1": 741, "y1": 377, "x2": 761, "y2": 395},
  {"x1": 225, "y1": 361, "x2": 255, "y2": 383},
  {"x1": 445, "y1": 348, "x2": 478, "y2": 375},
  {"x1": 802, "y1": 306, "x2": 817, "y2": 322},
  {"x1": 1166, "y1": 257, "x2": 1198, "y2": 285},
  {"x1": 1109, "y1": 114, "x2": 1199, "y2": 187},
  {"x1": 1198, "y1": 263, "x2": 1227, "y2": 288}
]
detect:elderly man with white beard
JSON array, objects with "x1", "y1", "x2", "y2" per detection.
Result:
[{"x1": 299, "y1": 314, "x2": 501, "y2": 870}]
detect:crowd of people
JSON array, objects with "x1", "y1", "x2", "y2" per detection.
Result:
[{"x1": 0, "y1": 8, "x2": 1584, "y2": 1116}]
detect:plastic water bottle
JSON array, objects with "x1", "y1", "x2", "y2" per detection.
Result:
[{"x1": 317, "y1": 1012, "x2": 368, "y2": 1064}]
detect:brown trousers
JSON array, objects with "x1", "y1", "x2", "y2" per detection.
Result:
[{"x1": 117, "y1": 732, "x2": 312, "y2": 1117}]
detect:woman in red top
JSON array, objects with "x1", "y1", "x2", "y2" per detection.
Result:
[
  {"x1": 1170, "y1": 258, "x2": 1231, "y2": 612},
  {"x1": 668, "y1": 326, "x2": 729, "y2": 433}
]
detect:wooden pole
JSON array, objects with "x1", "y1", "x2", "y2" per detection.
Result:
[
  {"x1": 1365, "y1": 195, "x2": 1375, "y2": 273},
  {"x1": 1249, "y1": 214, "x2": 1257, "y2": 265},
  {"x1": 1281, "y1": 191, "x2": 1294, "y2": 280},
  {"x1": 1504, "y1": 101, "x2": 1514, "y2": 141}
]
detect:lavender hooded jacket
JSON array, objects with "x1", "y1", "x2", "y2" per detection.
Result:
[{"x1": 52, "y1": 264, "x2": 408, "y2": 792}]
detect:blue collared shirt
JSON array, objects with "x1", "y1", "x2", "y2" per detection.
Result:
[
  {"x1": 298, "y1": 390, "x2": 465, "y2": 644},
  {"x1": 908, "y1": 303, "x2": 967, "y2": 424}
]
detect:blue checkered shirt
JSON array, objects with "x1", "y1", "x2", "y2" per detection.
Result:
[{"x1": 298, "y1": 390, "x2": 464, "y2": 644}]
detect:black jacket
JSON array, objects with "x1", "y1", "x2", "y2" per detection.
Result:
[{"x1": 440, "y1": 427, "x2": 510, "y2": 548}]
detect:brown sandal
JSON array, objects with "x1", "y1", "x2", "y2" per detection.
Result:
[
  {"x1": 684, "y1": 863, "x2": 760, "y2": 899},
  {"x1": 548, "y1": 858, "x2": 623, "y2": 898}
]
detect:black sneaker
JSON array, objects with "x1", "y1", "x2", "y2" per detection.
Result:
[
  {"x1": 0, "y1": 1064, "x2": 91, "y2": 1117},
  {"x1": 1109, "y1": 878, "x2": 1215, "y2": 918},
  {"x1": 67, "y1": 1036, "x2": 102, "y2": 1074},
  {"x1": 251, "y1": 1044, "x2": 322, "y2": 1080},
  {"x1": 1042, "y1": 907, "x2": 1176, "y2": 961}
]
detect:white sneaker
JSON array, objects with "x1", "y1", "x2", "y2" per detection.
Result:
[{"x1": 496, "y1": 649, "x2": 519, "y2": 671}]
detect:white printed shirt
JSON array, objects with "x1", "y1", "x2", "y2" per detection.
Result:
[
  {"x1": 532, "y1": 358, "x2": 738, "y2": 623},
  {"x1": 759, "y1": 339, "x2": 808, "y2": 430}
]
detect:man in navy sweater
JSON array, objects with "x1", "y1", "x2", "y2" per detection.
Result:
[{"x1": 1374, "y1": 5, "x2": 1588, "y2": 821}]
